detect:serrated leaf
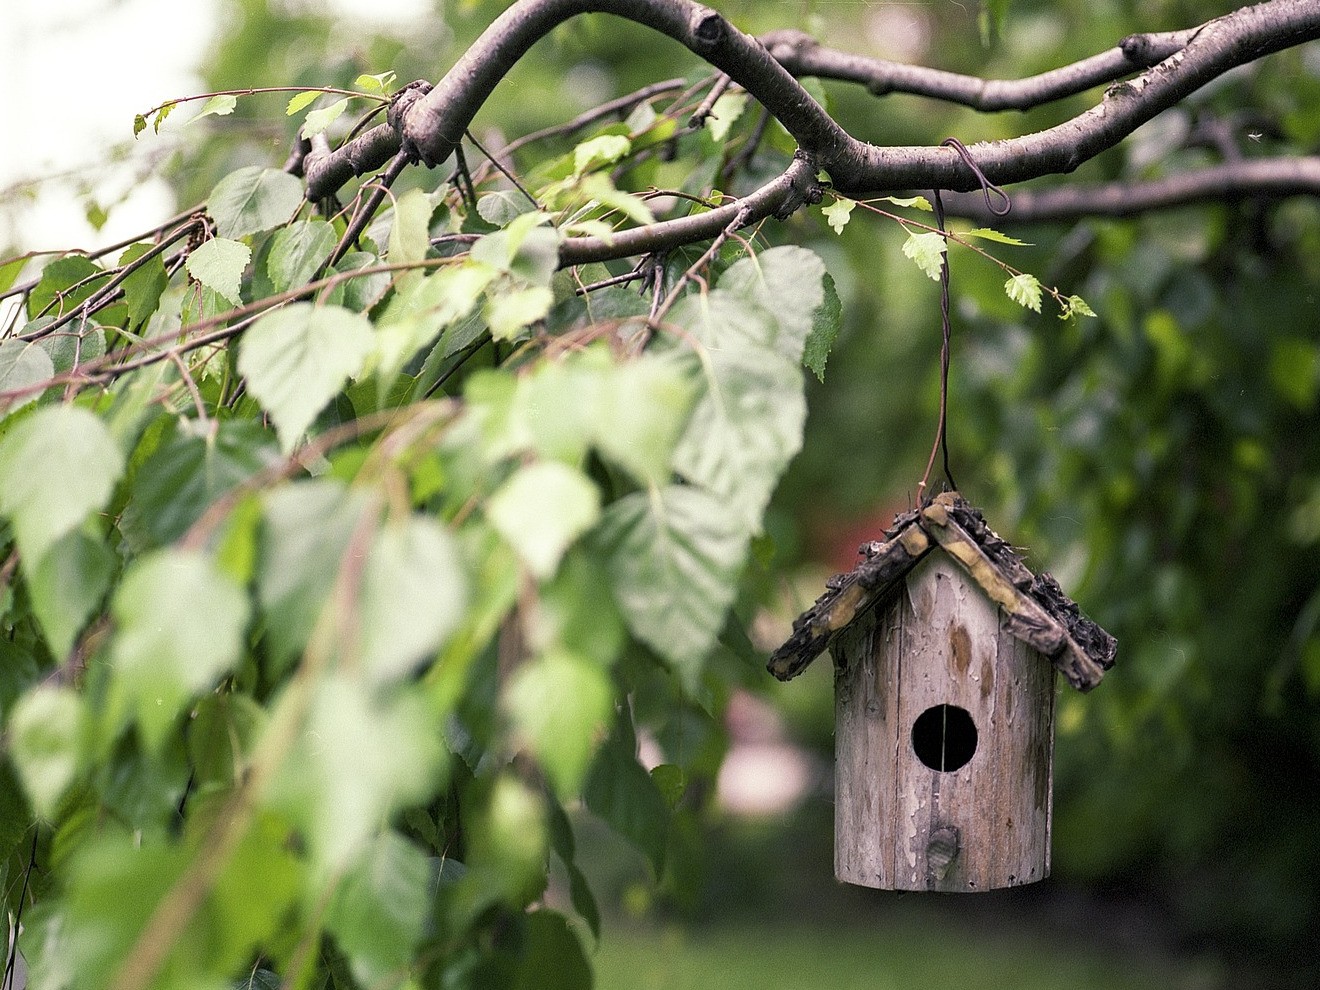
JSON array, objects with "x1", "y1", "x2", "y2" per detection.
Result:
[
  {"x1": 1061, "y1": 293, "x2": 1097, "y2": 319},
  {"x1": 584, "y1": 720, "x2": 669, "y2": 872},
  {"x1": 28, "y1": 528, "x2": 116, "y2": 659},
  {"x1": 357, "y1": 515, "x2": 467, "y2": 684},
  {"x1": 302, "y1": 98, "x2": 349, "y2": 138},
  {"x1": 595, "y1": 351, "x2": 698, "y2": 484},
  {"x1": 672, "y1": 345, "x2": 805, "y2": 530},
  {"x1": 354, "y1": 71, "x2": 397, "y2": 94},
  {"x1": 595, "y1": 485, "x2": 748, "y2": 682},
  {"x1": 0, "y1": 405, "x2": 124, "y2": 566},
  {"x1": 285, "y1": 90, "x2": 322, "y2": 115},
  {"x1": 902, "y1": 230, "x2": 948, "y2": 281},
  {"x1": 573, "y1": 134, "x2": 631, "y2": 176},
  {"x1": 705, "y1": 91, "x2": 747, "y2": 142},
  {"x1": 880, "y1": 194, "x2": 932, "y2": 211},
  {"x1": 822, "y1": 197, "x2": 854, "y2": 234},
  {"x1": 715, "y1": 245, "x2": 826, "y2": 362},
  {"x1": 267, "y1": 218, "x2": 336, "y2": 292},
  {"x1": 27, "y1": 255, "x2": 104, "y2": 319},
  {"x1": 190, "y1": 93, "x2": 237, "y2": 124},
  {"x1": 574, "y1": 173, "x2": 656, "y2": 226},
  {"x1": 963, "y1": 227, "x2": 1030, "y2": 246},
  {"x1": 186, "y1": 237, "x2": 250, "y2": 306},
  {"x1": 487, "y1": 462, "x2": 601, "y2": 579},
  {"x1": 109, "y1": 548, "x2": 250, "y2": 750},
  {"x1": 153, "y1": 101, "x2": 177, "y2": 133},
  {"x1": 1005, "y1": 271, "x2": 1043, "y2": 312},
  {"x1": 133, "y1": 113, "x2": 147, "y2": 138},
  {"x1": 238, "y1": 302, "x2": 374, "y2": 451},
  {"x1": 208, "y1": 166, "x2": 305, "y2": 239},
  {"x1": 0, "y1": 339, "x2": 54, "y2": 417},
  {"x1": 507, "y1": 650, "x2": 612, "y2": 797},
  {"x1": 803, "y1": 272, "x2": 842, "y2": 382},
  {"x1": 485, "y1": 285, "x2": 553, "y2": 341}
]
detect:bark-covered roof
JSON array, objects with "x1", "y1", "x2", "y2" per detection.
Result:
[{"x1": 767, "y1": 492, "x2": 1117, "y2": 691}]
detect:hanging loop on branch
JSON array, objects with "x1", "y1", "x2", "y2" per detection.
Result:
[{"x1": 942, "y1": 137, "x2": 1011, "y2": 217}]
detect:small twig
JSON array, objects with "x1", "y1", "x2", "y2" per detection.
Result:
[
  {"x1": 464, "y1": 129, "x2": 539, "y2": 209},
  {"x1": 323, "y1": 151, "x2": 411, "y2": 273},
  {"x1": 651, "y1": 203, "x2": 752, "y2": 327},
  {"x1": 688, "y1": 74, "x2": 733, "y2": 129}
]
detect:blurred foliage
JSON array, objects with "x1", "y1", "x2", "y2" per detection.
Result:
[{"x1": 1, "y1": 0, "x2": 1318, "y2": 986}]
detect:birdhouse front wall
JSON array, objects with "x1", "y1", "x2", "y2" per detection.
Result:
[{"x1": 833, "y1": 553, "x2": 1056, "y2": 892}]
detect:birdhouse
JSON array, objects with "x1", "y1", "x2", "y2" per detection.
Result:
[{"x1": 769, "y1": 492, "x2": 1116, "y2": 893}]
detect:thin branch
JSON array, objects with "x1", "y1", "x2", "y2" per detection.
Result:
[{"x1": 942, "y1": 156, "x2": 1320, "y2": 222}]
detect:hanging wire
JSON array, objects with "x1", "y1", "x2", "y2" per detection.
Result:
[{"x1": 917, "y1": 139, "x2": 1011, "y2": 503}]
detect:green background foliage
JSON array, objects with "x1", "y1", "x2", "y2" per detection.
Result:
[{"x1": 1, "y1": 0, "x2": 1318, "y2": 988}]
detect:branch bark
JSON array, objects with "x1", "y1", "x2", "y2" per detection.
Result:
[
  {"x1": 942, "y1": 157, "x2": 1320, "y2": 222},
  {"x1": 297, "y1": 0, "x2": 1320, "y2": 261}
]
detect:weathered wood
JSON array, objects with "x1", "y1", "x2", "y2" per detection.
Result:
[
  {"x1": 834, "y1": 554, "x2": 1055, "y2": 892},
  {"x1": 771, "y1": 492, "x2": 1115, "y2": 691}
]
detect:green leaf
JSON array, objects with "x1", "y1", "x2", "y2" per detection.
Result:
[
  {"x1": 595, "y1": 486, "x2": 748, "y2": 680},
  {"x1": 302, "y1": 98, "x2": 349, "y2": 138},
  {"x1": 716, "y1": 245, "x2": 826, "y2": 363},
  {"x1": 286, "y1": 90, "x2": 322, "y2": 115},
  {"x1": 108, "y1": 548, "x2": 251, "y2": 750},
  {"x1": 0, "y1": 339, "x2": 54, "y2": 418},
  {"x1": 0, "y1": 405, "x2": 125, "y2": 565},
  {"x1": 1060, "y1": 293, "x2": 1097, "y2": 320},
  {"x1": 387, "y1": 187, "x2": 433, "y2": 268},
  {"x1": 267, "y1": 218, "x2": 336, "y2": 292},
  {"x1": 487, "y1": 462, "x2": 601, "y2": 579},
  {"x1": 584, "y1": 718, "x2": 669, "y2": 873},
  {"x1": 267, "y1": 675, "x2": 445, "y2": 872},
  {"x1": 902, "y1": 230, "x2": 948, "y2": 281},
  {"x1": 325, "y1": 831, "x2": 431, "y2": 985},
  {"x1": 594, "y1": 351, "x2": 698, "y2": 484},
  {"x1": 186, "y1": 237, "x2": 250, "y2": 306},
  {"x1": 803, "y1": 272, "x2": 842, "y2": 382},
  {"x1": 477, "y1": 190, "x2": 539, "y2": 227},
  {"x1": 355, "y1": 71, "x2": 397, "y2": 94},
  {"x1": 511, "y1": 911, "x2": 592, "y2": 990},
  {"x1": 485, "y1": 285, "x2": 553, "y2": 341},
  {"x1": 880, "y1": 194, "x2": 933, "y2": 211},
  {"x1": 27, "y1": 255, "x2": 104, "y2": 319},
  {"x1": 120, "y1": 418, "x2": 278, "y2": 550},
  {"x1": 357, "y1": 515, "x2": 467, "y2": 684},
  {"x1": 37, "y1": 326, "x2": 105, "y2": 377},
  {"x1": 506, "y1": 650, "x2": 612, "y2": 797},
  {"x1": 705, "y1": 91, "x2": 747, "y2": 142},
  {"x1": 573, "y1": 173, "x2": 656, "y2": 226},
  {"x1": 119, "y1": 242, "x2": 169, "y2": 330},
  {"x1": 238, "y1": 302, "x2": 374, "y2": 451},
  {"x1": 28, "y1": 528, "x2": 116, "y2": 658},
  {"x1": 573, "y1": 134, "x2": 631, "y2": 176},
  {"x1": 1005, "y1": 271, "x2": 1043, "y2": 312},
  {"x1": 822, "y1": 197, "x2": 855, "y2": 234},
  {"x1": 672, "y1": 344, "x2": 806, "y2": 531},
  {"x1": 208, "y1": 166, "x2": 305, "y2": 239},
  {"x1": 153, "y1": 100, "x2": 177, "y2": 133},
  {"x1": 8, "y1": 685, "x2": 87, "y2": 817},
  {"x1": 258, "y1": 479, "x2": 368, "y2": 669},
  {"x1": 190, "y1": 93, "x2": 238, "y2": 124},
  {"x1": 963, "y1": 227, "x2": 1030, "y2": 246}
]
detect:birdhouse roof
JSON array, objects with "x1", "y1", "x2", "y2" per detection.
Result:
[{"x1": 768, "y1": 492, "x2": 1116, "y2": 691}]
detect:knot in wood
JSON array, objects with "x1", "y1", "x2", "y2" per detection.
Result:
[
  {"x1": 689, "y1": 7, "x2": 726, "y2": 49},
  {"x1": 387, "y1": 80, "x2": 433, "y2": 133}
]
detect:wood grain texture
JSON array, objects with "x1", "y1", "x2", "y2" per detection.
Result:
[{"x1": 834, "y1": 554, "x2": 1055, "y2": 892}]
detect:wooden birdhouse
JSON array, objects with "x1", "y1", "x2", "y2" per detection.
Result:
[{"x1": 769, "y1": 492, "x2": 1116, "y2": 893}]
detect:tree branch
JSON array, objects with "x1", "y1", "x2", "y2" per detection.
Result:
[
  {"x1": 759, "y1": 27, "x2": 1195, "y2": 111},
  {"x1": 942, "y1": 156, "x2": 1320, "y2": 222}
]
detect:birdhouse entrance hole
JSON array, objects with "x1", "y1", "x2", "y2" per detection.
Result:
[{"x1": 911, "y1": 703, "x2": 977, "y2": 773}]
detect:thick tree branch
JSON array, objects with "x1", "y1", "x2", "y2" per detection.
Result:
[
  {"x1": 300, "y1": 0, "x2": 1320, "y2": 255},
  {"x1": 943, "y1": 157, "x2": 1320, "y2": 222}
]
